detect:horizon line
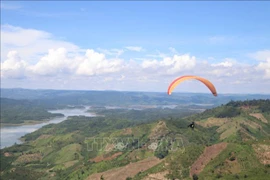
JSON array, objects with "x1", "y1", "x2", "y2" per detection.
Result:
[{"x1": 1, "y1": 87, "x2": 270, "y2": 95}]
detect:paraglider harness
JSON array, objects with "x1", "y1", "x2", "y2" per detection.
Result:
[{"x1": 188, "y1": 122, "x2": 195, "y2": 130}]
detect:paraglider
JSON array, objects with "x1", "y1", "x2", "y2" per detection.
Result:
[
  {"x1": 167, "y1": 75, "x2": 217, "y2": 96},
  {"x1": 167, "y1": 75, "x2": 217, "y2": 130},
  {"x1": 188, "y1": 122, "x2": 195, "y2": 130}
]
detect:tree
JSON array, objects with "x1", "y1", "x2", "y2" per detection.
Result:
[
  {"x1": 154, "y1": 149, "x2": 168, "y2": 159},
  {"x1": 193, "y1": 174, "x2": 199, "y2": 180}
]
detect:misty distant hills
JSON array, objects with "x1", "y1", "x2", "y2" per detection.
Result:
[{"x1": 1, "y1": 88, "x2": 270, "y2": 107}]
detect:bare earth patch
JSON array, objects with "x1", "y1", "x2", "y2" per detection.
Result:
[
  {"x1": 63, "y1": 160, "x2": 79, "y2": 168},
  {"x1": 242, "y1": 120, "x2": 262, "y2": 130},
  {"x1": 218, "y1": 124, "x2": 240, "y2": 140},
  {"x1": 36, "y1": 134, "x2": 52, "y2": 140},
  {"x1": 239, "y1": 129, "x2": 256, "y2": 141},
  {"x1": 4, "y1": 152, "x2": 13, "y2": 157},
  {"x1": 213, "y1": 157, "x2": 241, "y2": 175},
  {"x1": 198, "y1": 117, "x2": 263, "y2": 140},
  {"x1": 89, "y1": 152, "x2": 123, "y2": 163},
  {"x1": 122, "y1": 128, "x2": 133, "y2": 135},
  {"x1": 149, "y1": 121, "x2": 169, "y2": 139},
  {"x1": 190, "y1": 142, "x2": 228, "y2": 177},
  {"x1": 223, "y1": 158, "x2": 241, "y2": 174},
  {"x1": 253, "y1": 144, "x2": 270, "y2": 165},
  {"x1": 86, "y1": 157, "x2": 162, "y2": 180},
  {"x1": 240, "y1": 106, "x2": 251, "y2": 111},
  {"x1": 14, "y1": 153, "x2": 42, "y2": 165},
  {"x1": 104, "y1": 143, "x2": 115, "y2": 152},
  {"x1": 196, "y1": 118, "x2": 229, "y2": 128},
  {"x1": 250, "y1": 113, "x2": 268, "y2": 123},
  {"x1": 143, "y1": 170, "x2": 169, "y2": 180}
]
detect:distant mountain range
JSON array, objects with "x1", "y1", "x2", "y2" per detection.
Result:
[{"x1": 1, "y1": 88, "x2": 270, "y2": 107}]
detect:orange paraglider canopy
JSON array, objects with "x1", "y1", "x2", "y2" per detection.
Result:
[{"x1": 167, "y1": 75, "x2": 217, "y2": 96}]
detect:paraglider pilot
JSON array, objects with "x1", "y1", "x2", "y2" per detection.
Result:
[{"x1": 188, "y1": 122, "x2": 195, "y2": 130}]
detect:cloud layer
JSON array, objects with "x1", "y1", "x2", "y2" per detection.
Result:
[
  {"x1": 1, "y1": 25, "x2": 270, "y2": 93},
  {"x1": 250, "y1": 50, "x2": 270, "y2": 79},
  {"x1": 1, "y1": 24, "x2": 79, "y2": 61}
]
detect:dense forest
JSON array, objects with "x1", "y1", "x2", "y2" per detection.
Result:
[
  {"x1": 0, "y1": 98, "x2": 64, "y2": 124},
  {"x1": 226, "y1": 99, "x2": 270, "y2": 112},
  {"x1": 88, "y1": 108, "x2": 198, "y2": 123}
]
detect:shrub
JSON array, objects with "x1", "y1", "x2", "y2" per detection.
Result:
[{"x1": 193, "y1": 174, "x2": 199, "y2": 180}]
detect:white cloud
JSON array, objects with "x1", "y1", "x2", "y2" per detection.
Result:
[
  {"x1": 211, "y1": 61, "x2": 233, "y2": 67},
  {"x1": 103, "y1": 77, "x2": 114, "y2": 82},
  {"x1": 1, "y1": 25, "x2": 50, "y2": 46},
  {"x1": 142, "y1": 54, "x2": 196, "y2": 75},
  {"x1": 249, "y1": 50, "x2": 270, "y2": 79},
  {"x1": 117, "y1": 75, "x2": 125, "y2": 81},
  {"x1": 0, "y1": 25, "x2": 125, "y2": 79},
  {"x1": 1, "y1": 48, "x2": 269, "y2": 93},
  {"x1": 1, "y1": 48, "x2": 124, "y2": 78},
  {"x1": 256, "y1": 58, "x2": 270, "y2": 79},
  {"x1": 28, "y1": 48, "x2": 72, "y2": 76},
  {"x1": 125, "y1": 46, "x2": 143, "y2": 52},
  {"x1": 1, "y1": 24, "x2": 79, "y2": 61},
  {"x1": 249, "y1": 50, "x2": 270, "y2": 61},
  {"x1": 208, "y1": 69, "x2": 234, "y2": 77},
  {"x1": 1, "y1": 25, "x2": 270, "y2": 93},
  {"x1": 75, "y1": 49, "x2": 123, "y2": 76},
  {"x1": 169, "y1": 47, "x2": 178, "y2": 54},
  {"x1": 96, "y1": 48, "x2": 124, "y2": 57},
  {"x1": 1, "y1": 2, "x2": 22, "y2": 10},
  {"x1": 0, "y1": 51, "x2": 28, "y2": 79},
  {"x1": 141, "y1": 59, "x2": 158, "y2": 69}
]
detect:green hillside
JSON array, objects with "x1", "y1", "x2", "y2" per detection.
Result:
[
  {"x1": 0, "y1": 98, "x2": 64, "y2": 124},
  {"x1": 1, "y1": 99, "x2": 269, "y2": 180}
]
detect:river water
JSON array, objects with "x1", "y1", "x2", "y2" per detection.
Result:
[
  {"x1": 0, "y1": 107, "x2": 96, "y2": 149},
  {"x1": 0, "y1": 105, "x2": 178, "y2": 149}
]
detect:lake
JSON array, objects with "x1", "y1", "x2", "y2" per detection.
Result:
[
  {"x1": 0, "y1": 107, "x2": 96, "y2": 149},
  {"x1": 0, "y1": 105, "x2": 178, "y2": 149}
]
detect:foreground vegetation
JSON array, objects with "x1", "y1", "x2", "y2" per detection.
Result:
[{"x1": 1, "y1": 99, "x2": 270, "y2": 180}]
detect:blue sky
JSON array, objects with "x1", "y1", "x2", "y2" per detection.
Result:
[{"x1": 1, "y1": 1, "x2": 270, "y2": 93}]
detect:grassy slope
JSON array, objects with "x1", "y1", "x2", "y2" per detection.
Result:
[{"x1": 198, "y1": 141, "x2": 270, "y2": 180}]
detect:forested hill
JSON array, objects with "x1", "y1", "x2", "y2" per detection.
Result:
[
  {"x1": 1, "y1": 99, "x2": 269, "y2": 180},
  {"x1": 226, "y1": 99, "x2": 270, "y2": 112},
  {"x1": 182, "y1": 99, "x2": 270, "y2": 121},
  {"x1": 0, "y1": 98, "x2": 64, "y2": 124}
]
